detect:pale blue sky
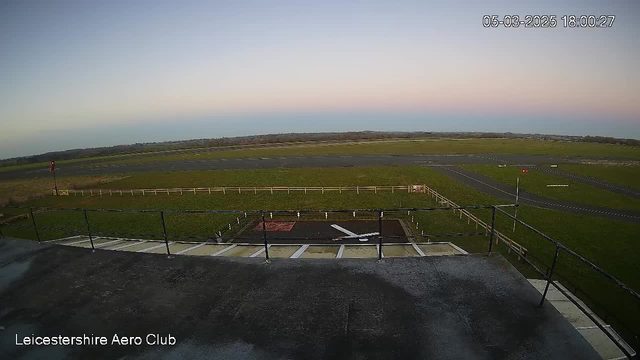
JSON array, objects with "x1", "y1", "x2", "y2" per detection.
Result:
[{"x1": 1, "y1": 0, "x2": 639, "y2": 158}]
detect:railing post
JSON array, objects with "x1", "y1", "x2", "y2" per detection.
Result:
[
  {"x1": 488, "y1": 206, "x2": 496, "y2": 254},
  {"x1": 160, "y1": 211, "x2": 171, "y2": 256},
  {"x1": 83, "y1": 210, "x2": 95, "y2": 251},
  {"x1": 0, "y1": 222, "x2": 4, "y2": 239},
  {"x1": 29, "y1": 208, "x2": 41, "y2": 243},
  {"x1": 262, "y1": 211, "x2": 270, "y2": 260},
  {"x1": 378, "y1": 211, "x2": 383, "y2": 260},
  {"x1": 539, "y1": 245, "x2": 560, "y2": 307}
]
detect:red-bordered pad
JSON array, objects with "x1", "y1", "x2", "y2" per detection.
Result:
[{"x1": 254, "y1": 221, "x2": 296, "y2": 232}]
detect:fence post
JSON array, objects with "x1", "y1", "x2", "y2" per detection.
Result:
[
  {"x1": 160, "y1": 211, "x2": 171, "y2": 256},
  {"x1": 488, "y1": 207, "x2": 496, "y2": 254},
  {"x1": 378, "y1": 211, "x2": 383, "y2": 260},
  {"x1": 82, "y1": 210, "x2": 95, "y2": 250},
  {"x1": 27, "y1": 207, "x2": 42, "y2": 242},
  {"x1": 0, "y1": 223, "x2": 4, "y2": 239},
  {"x1": 539, "y1": 245, "x2": 560, "y2": 307},
  {"x1": 261, "y1": 212, "x2": 269, "y2": 260}
]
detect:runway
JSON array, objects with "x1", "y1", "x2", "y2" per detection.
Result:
[
  {"x1": 0, "y1": 153, "x2": 622, "y2": 181},
  {"x1": 3, "y1": 153, "x2": 638, "y2": 222},
  {"x1": 431, "y1": 166, "x2": 640, "y2": 223}
]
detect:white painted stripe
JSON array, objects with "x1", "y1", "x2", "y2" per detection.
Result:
[
  {"x1": 290, "y1": 245, "x2": 309, "y2": 259},
  {"x1": 47, "y1": 235, "x2": 84, "y2": 243},
  {"x1": 250, "y1": 245, "x2": 271, "y2": 258},
  {"x1": 176, "y1": 242, "x2": 207, "y2": 255},
  {"x1": 448, "y1": 242, "x2": 468, "y2": 255},
  {"x1": 138, "y1": 242, "x2": 172, "y2": 253},
  {"x1": 112, "y1": 241, "x2": 147, "y2": 250},
  {"x1": 337, "y1": 245, "x2": 345, "y2": 258},
  {"x1": 331, "y1": 224, "x2": 357, "y2": 236},
  {"x1": 575, "y1": 325, "x2": 611, "y2": 330},
  {"x1": 66, "y1": 238, "x2": 91, "y2": 246},
  {"x1": 412, "y1": 243, "x2": 426, "y2": 257},
  {"x1": 210, "y1": 244, "x2": 237, "y2": 256},
  {"x1": 94, "y1": 239, "x2": 123, "y2": 248}
]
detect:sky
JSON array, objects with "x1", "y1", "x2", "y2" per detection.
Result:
[{"x1": 1, "y1": 0, "x2": 639, "y2": 158}]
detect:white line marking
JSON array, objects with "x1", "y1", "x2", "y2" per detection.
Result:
[
  {"x1": 210, "y1": 244, "x2": 237, "y2": 256},
  {"x1": 250, "y1": 245, "x2": 271, "y2": 257},
  {"x1": 412, "y1": 243, "x2": 426, "y2": 257},
  {"x1": 290, "y1": 245, "x2": 309, "y2": 258},
  {"x1": 331, "y1": 224, "x2": 357, "y2": 236},
  {"x1": 112, "y1": 241, "x2": 147, "y2": 250},
  {"x1": 447, "y1": 242, "x2": 469, "y2": 255},
  {"x1": 66, "y1": 238, "x2": 91, "y2": 246},
  {"x1": 575, "y1": 325, "x2": 611, "y2": 330},
  {"x1": 176, "y1": 242, "x2": 207, "y2": 255},
  {"x1": 444, "y1": 167, "x2": 640, "y2": 219},
  {"x1": 94, "y1": 239, "x2": 123, "y2": 248},
  {"x1": 47, "y1": 235, "x2": 84, "y2": 243},
  {"x1": 138, "y1": 242, "x2": 172, "y2": 253},
  {"x1": 337, "y1": 245, "x2": 345, "y2": 258}
]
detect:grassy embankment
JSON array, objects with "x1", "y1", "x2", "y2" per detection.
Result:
[{"x1": 461, "y1": 165, "x2": 640, "y2": 212}]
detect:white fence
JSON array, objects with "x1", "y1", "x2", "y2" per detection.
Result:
[
  {"x1": 55, "y1": 185, "x2": 424, "y2": 196},
  {"x1": 422, "y1": 185, "x2": 528, "y2": 259}
]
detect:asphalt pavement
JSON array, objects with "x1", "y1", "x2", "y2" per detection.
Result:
[{"x1": 0, "y1": 237, "x2": 600, "y2": 360}]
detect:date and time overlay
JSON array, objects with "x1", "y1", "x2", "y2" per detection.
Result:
[{"x1": 482, "y1": 15, "x2": 615, "y2": 28}]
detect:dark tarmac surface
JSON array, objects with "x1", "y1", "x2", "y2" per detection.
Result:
[
  {"x1": 235, "y1": 219, "x2": 407, "y2": 244},
  {"x1": 0, "y1": 237, "x2": 600, "y2": 360},
  {"x1": 0, "y1": 153, "x2": 621, "y2": 181},
  {"x1": 433, "y1": 166, "x2": 640, "y2": 223}
]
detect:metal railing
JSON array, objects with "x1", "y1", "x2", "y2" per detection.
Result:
[
  {"x1": 494, "y1": 206, "x2": 638, "y2": 359},
  {"x1": 0, "y1": 203, "x2": 637, "y2": 357}
]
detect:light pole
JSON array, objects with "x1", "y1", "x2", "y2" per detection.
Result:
[
  {"x1": 512, "y1": 177, "x2": 519, "y2": 232},
  {"x1": 50, "y1": 161, "x2": 58, "y2": 196}
]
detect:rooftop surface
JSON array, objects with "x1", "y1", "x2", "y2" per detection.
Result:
[{"x1": 0, "y1": 238, "x2": 600, "y2": 360}]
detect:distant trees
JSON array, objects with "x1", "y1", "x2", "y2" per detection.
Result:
[{"x1": 1, "y1": 131, "x2": 638, "y2": 167}]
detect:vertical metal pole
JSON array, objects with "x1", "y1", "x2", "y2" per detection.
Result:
[
  {"x1": 378, "y1": 211, "x2": 383, "y2": 260},
  {"x1": 29, "y1": 208, "x2": 41, "y2": 243},
  {"x1": 160, "y1": 211, "x2": 170, "y2": 255},
  {"x1": 262, "y1": 211, "x2": 269, "y2": 260},
  {"x1": 513, "y1": 177, "x2": 519, "y2": 233},
  {"x1": 53, "y1": 169, "x2": 59, "y2": 196},
  {"x1": 0, "y1": 223, "x2": 4, "y2": 239},
  {"x1": 83, "y1": 210, "x2": 95, "y2": 250},
  {"x1": 488, "y1": 207, "x2": 496, "y2": 254},
  {"x1": 539, "y1": 245, "x2": 560, "y2": 307}
]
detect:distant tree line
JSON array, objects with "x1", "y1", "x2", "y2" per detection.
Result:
[{"x1": 1, "y1": 131, "x2": 637, "y2": 167}]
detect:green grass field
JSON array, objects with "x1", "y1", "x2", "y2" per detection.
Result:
[
  {"x1": 5, "y1": 137, "x2": 640, "y2": 173},
  {"x1": 61, "y1": 138, "x2": 640, "y2": 167},
  {"x1": 2, "y1": 165, "x2": 639, "y2": 347},
  {"x1": 563, "y1": 164, "x2": 640, "y2": 190},
  {"x1": 461, "y1": 165, "x2": 640, "y2": 212}
]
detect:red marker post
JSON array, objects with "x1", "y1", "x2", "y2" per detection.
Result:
[{"x1": 50, "y1": 161, "x2": 58, "y2": 196}]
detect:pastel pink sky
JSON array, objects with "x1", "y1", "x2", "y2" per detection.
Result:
[{"x1": 1, "y1": 0, "x2": 639, "y2": 157}]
